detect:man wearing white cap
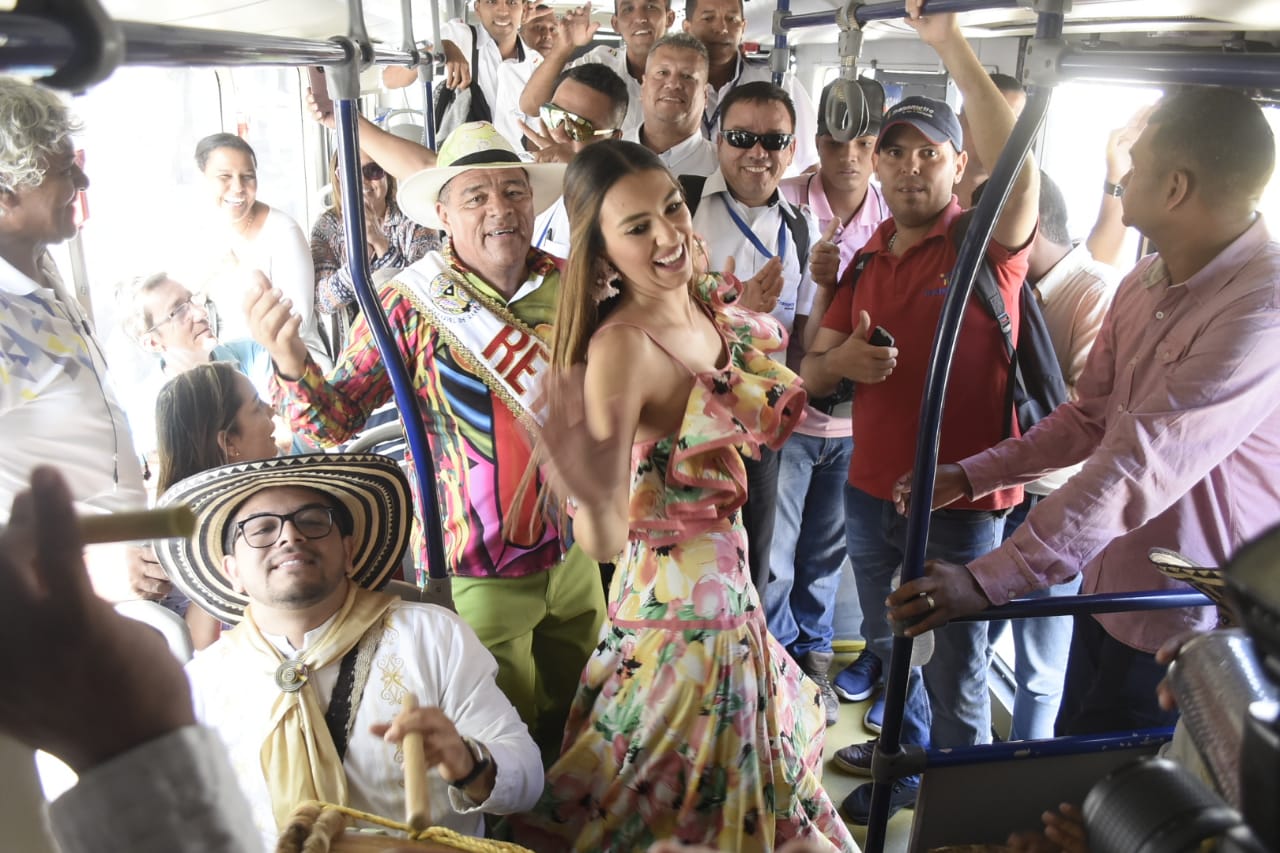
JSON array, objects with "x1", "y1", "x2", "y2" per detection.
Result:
[
  {"x1": 245, "y1": 123, "x2": 605, "y2": 760},
  {"x1": 157, "y1": 453, "x2": 542, "y2": 849}
]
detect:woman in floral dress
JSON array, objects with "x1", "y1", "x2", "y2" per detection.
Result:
[{"x1": 512, "y1": 140, "x2": 856, "y2": 852}]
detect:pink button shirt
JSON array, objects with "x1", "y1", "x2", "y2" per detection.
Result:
[{"x1": 961, "y1": 215, "x2": 1280, "y2": 653}]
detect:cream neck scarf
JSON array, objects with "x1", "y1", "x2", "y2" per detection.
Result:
[{"x1": 225, "y1": 583, "x2": 396, "y2": 829}]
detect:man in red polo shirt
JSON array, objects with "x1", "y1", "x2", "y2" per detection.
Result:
[{"x1": 800, "y1": 0, "x2": 1039, "y2": 822}]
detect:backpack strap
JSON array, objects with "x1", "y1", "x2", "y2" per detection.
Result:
[
  {"x1": 466, "y1": 24, "x2": 492, "y2": 122},
  {"x1": 779, "y1": 200, "x2": 810, "y2": 280},
  {"x1": 949, "y1": 213, "x2": 1020, "y2": 437},
  {"x1": 678, "y1": 174, "x2": 706, "y2": 216}
]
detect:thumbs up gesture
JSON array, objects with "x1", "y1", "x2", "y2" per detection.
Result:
[
  {"x1": 831, "y1": 310, "x2": 898, "y2": 384},
  {"x1": 809, "y1": 218, "x2": 841, "y2": 290}
]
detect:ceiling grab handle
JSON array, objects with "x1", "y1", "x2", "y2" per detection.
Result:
[
  {"x1": 21, "y1": 0, "x2": 123, "y2": 90},
  {"x1": 329, "y1": 25, "x2": 453, "y2": 593},
  {"x1": 825, "y1": 0, "x2": 869, "y2": 143}
]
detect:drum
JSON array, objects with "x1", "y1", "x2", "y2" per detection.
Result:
[{"x1": 275, "y1": 801, "x2": 533, "y2": 853}]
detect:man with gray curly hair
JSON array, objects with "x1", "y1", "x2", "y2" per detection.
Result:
[{"x1": 0, "y1": 77, "x2": 159, "y2": 603}]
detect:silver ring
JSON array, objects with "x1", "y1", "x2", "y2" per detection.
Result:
[{"x1": 925, "y1": 593, "x2": 937, "y2": 610}]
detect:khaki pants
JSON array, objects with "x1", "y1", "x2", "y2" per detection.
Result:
[{"x1": 452, "y1": 546, "x2": 605, "y2": 762}]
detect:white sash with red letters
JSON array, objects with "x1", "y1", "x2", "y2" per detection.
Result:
[{"x1": 390, "y1": 254, "x2": 550, "y2": 429}]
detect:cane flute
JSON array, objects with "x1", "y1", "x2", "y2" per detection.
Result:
[
  {"x1": 77, "y1": 506, "x2": 196, "y2": 544},
  {"x1": 401, "y1": 693, "x2": 432, "y2": 832}
]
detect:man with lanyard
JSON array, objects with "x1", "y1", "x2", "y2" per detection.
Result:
[
  {"x1": 682, "y1": 0, "x2": 818, "y2": 173},
  {"x1": 440, "y1": 0, "x2": 541, "y2": 147},
  {"x1": 622, "y1": 33, "x2": 720, "y2": 178},
  {"x1": 688, "y1": 81, "x2": 820, "y2": 598},
  {"x1": 800, "y1": 0, "x2": 1039, "y2": 821},
  {"x1": 768, "y1": 76, "x2": 890, "y2": 726},
  {"x1": 156, "y1": 453, "x2": 542, "y2": 849},
  {"x1": 518, "y1": 0, "x2": 676, "y2": 139},
  {"x1": 244, "y1": 123, "x2": 606, "y2": 760}
]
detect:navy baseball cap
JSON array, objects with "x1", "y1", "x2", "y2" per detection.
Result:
[
  {"x1": 876, "y1": 96, "x2": 963, "y2": 152},
  {"x1": 817, "y1": 77, "x2": 886, "y2": 138}
]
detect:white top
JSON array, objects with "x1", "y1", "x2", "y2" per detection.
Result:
[
  {"x1": 692, "y1": 169, "x2": 818, "y2": 357},
  {"x1": 185, "y1": 206, "x2": 330, "y2": 369},
  {"x1": 441, "y1": 19, "x2": 541, "y2": 149},
  {"x1": 186, "y1": 600, "x2": 542, "y2": 850},
  {"x1": 703, "y1": 55, "x2": 819, "y2": 175},
  {"x1": 1026, "y1": 242, "x2": 1121, "y2": 495},
  {"x1": 0, "y1": 253, "x2": 146, "y2": 524},
  {"x1": 49, "y1": 726, "x2": 266, "y2": 853},
  {"x1": 532, "y1": 195, "x2": 571, "y2": 260},
  {"x1": 622, "y1": 125, "x2": 719, "y2": 178},
  {"x1": 569, "y1": 44, "x2": 645, "y2": 137}
]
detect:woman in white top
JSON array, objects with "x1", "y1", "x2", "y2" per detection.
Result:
[{"x1": 192, "y1": 133, "x2": 330, "y2": 367}]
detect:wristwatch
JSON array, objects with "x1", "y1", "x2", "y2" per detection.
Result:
[
  {"x1": 1103, "y1": 180, "x2": 1124, "y2": 198},
  {"x1": 447, "y1": 736, "x2": 492, "y2": 789}
]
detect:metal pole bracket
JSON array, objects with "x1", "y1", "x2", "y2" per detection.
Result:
[
  {"x1": 345, "y1": 0, "x2": 376, "y2": 68},
  {"x1": 326, "y1": 36, "x2": 363, "y2": 101},
  {"x1": 1024, "y1": 37, "x2": 1068, "y2": 88},
  {"x1": 23, "y1": 0, "x2": 123, "y2": 91},
  {"x1": 870, "y1": 741, "x2": 929, "y2": 782}
]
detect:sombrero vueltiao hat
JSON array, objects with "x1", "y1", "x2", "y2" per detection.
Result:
[
  {"x1": 154, "y1": 453, "x2": 412, "y2": 625},
  {"x1": 397, "y1": 121, "x2": 567, "y2": 229},
  {"x1": 1148, "y1": 547, "x2": 1237, "y2": 626}
]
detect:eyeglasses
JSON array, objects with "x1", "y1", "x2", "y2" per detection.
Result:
[
  {"x1": 144, "y1": 295, "x2": 206, "y2": 334},
  {"x1": 233, "y1": 506, "x2": 339, "y2": 549},
  {"x1": 361, "y1": 162, "x2": 386, "y2": 181},
  {"x1": 539, "y1": 103, "x2": 618, "y2": 143},
  {"x1": 721, "y1": 130, "x2": 795, "y2": 151}
]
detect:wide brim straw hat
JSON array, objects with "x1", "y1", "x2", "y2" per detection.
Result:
[
  {"x1": 154, "y1": 453, "x2": 412, "y2": 625},
  {"x1": 1148, "y1": 547, "x2": 1236, "y2": 625},
  {"x1": 398, "y1": 121, "x2": 566, "y2": 229}
]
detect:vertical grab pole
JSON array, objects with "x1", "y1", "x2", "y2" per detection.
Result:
[
  {"x1": 329, "y1": 39, "x2": 452, "y2": 587},
  {"x1": 862, "y1": 7, "x2": 1061, "y2": 851},
  {"x1": 423, "y1": 0, "x2": 447, "y2": 150},
  {"x1": 770, "y1": 0, "x2": 791, "y2": 87}
]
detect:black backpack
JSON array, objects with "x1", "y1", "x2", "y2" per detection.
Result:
[
  {"x1": 677, "y1": 174, "x2": 811, "y2": 274},
  {"x1": 950, "y1": 222, "x2": 1068, "y2": 438}
]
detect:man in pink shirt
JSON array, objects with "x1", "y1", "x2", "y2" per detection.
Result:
[{"x1": 889, "y1": 86, "x2": 1280, "y2": 735}]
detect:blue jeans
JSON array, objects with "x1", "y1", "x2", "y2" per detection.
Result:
[
  {"x1": 764, "y1": 432, "x2": 853, "y2": 657},
  {"x1": 1056, "y1": 613, "x2": 1179, "y2": 735},
  {"x1": 844, "y1": 485, "x2": 1005, "y2": 748},
  {"x1": 991, "y1": 494, "x2": 1082, "y2": 741}
]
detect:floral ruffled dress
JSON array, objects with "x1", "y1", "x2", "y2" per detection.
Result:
[{"x1": 513, "y1": 276, "x2": 857, "y2": 852}]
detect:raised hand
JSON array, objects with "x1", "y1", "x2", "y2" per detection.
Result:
[
  {"x1": 903, "y1": 0, "x2": 961, "y2": 45},
  {"x1": 1106, "y1": 104, "x2": 1154, "y2": 183},
  {"x1": 441, "y1": 40, "x2": 472, "y2": 90},
  {"x1": 304, "y1": 87, "x2": 336, "y2": 130},
  {"x1": 828, "y1": 310, "x2": 898, "y2": 383},
  {"x1": 559, "y1": 2, "x2": 600, "y2": 48},
  {"x1": 243, "y1": 273, "x2": 308, "y2": 380},
  {"x1": 738, "y1": 256, "x2": 785, "y2": 314},
  {"x1": 809, "y1": 218, "x2": 841, "y2": 289}
]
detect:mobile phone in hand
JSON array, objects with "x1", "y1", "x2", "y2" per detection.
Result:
[
  {"x1": 307, "y1": 66, "x2": 334, "y2": 119},
  {"x1": 869, "y1": 326, "x2": 895, "y2": 348}
]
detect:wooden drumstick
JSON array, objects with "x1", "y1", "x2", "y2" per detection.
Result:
[
  {"x1": 78, "y1": 506, "x2": 196, "y2": 544},
  {"x1": 401, "y1": 692, "x2": 431, "y2": 832}
]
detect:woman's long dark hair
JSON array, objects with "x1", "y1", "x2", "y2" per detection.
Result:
[{"x1": 154, "y1": 362, "x2": 245, "y2": 495}]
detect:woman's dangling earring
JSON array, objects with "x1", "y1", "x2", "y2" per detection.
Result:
[{"x1": 593, "y1": 261, "x2": 621, "y2": 304}]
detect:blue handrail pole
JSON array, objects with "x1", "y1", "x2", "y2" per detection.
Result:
[
  {"x1": 331, "y1": 64, "x2": 450, "y2": 582},
  {"x1": 955, "y1": 589, "x2": 1210, "y2": 622},
  {"x1": 862, "y1": 12, "x2": 1058, "y2": 850},
  {"x1": 924, "y1": 727, "x2": 1175, "y2": 768},
  {"x1": 770, "y1": 0, "x2": 791, "y2": 87}
]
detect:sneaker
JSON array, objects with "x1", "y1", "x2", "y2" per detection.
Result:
[
  {"x1": 839, "y1": 777, "x2": 920, "y2": 825},
  {"x1": 831, "y1": 738, "x2": 877, "y2": 776},
  {"x1": 864, "y1": 694, "x2": 885, "y2": 733},
  {"x1": 800, "y1": 650, "x2": 840, "y2": 727},
  {"x1": 833, "y1": 649, "x2": 883, "y2": 702}
]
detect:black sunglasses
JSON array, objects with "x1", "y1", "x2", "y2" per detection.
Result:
[
  {"x1": 721, "y1": 129, "x2": 795, "y2": 151},
  {"x1": 361, "y1": 162, "x2": 386, "y2": 181}
]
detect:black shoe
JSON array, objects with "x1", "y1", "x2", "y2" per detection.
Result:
[
  {"x1": 831, "y1": 738, "x2": 876, "y2": 776},
  {"x1": 800, "y1": 650, "x2": 840, "y2": 726},
  {"x1": 839, "y1": 777, "x2": 920, "y2": 825}
]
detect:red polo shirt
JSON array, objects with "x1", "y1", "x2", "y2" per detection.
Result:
[{"x1": 820, "y1": 198, "x2": 1028, "y2": 511}]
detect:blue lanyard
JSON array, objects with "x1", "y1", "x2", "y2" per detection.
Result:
[{"x1": 721, "y1": 195, "x2": 786, "y2": 262}]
